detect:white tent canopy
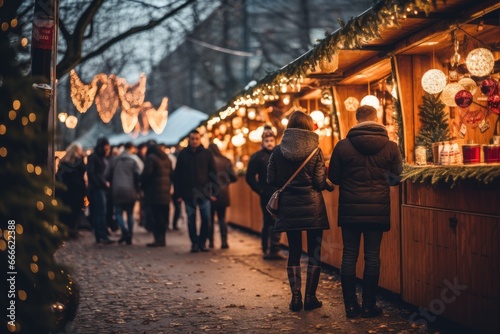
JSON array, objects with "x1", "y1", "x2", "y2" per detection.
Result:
[{"x1": 76, "y1": 106, "x2": 208, "y2": 148}]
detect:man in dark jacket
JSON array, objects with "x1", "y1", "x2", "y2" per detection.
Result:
[
  {"x1": 328, "y1": 105, "x2": 403, "y2": 319},
  {"x1": 174, "y1": 130, "x2": 216, "y2": 253},
  {"x1": 87, "y1": 137, "x2": 114, "y2": 244},
  {"x1": 246, "y1": 126, "x2": 284, "y2": 260}
]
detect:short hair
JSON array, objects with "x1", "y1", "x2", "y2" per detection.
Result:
[
  {"x1": 287, "y1": 111, "x2": 314, "y2": 131},
  {"x1": 124, "y1": 142, "x2": 134, "y2": 150},
  {"x1": 189, "y1": 130, "x2": 200, "y2": 136},
  {"x1": 356, "y1": 105, "x2": 377, "y2": 122}
]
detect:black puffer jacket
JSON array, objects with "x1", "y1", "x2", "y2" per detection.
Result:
[
  {"x1": 246, "y1": 148, "x2": 277, "y2": 205},
  {"x1": 328, "y1": 122, "x2": 403, "y2": 231},
  {"x1": 267, "y1": 128, "x2": 334, "y2": 232},
  {"x1": 141, "y1": 147, "x2": 172, "y2": 205},
  {"x1": 211, "y1": 155, "x2": 237, "y2": 207}
]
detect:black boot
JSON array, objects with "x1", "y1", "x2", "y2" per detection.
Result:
[
  {"x1": 304, "y1": 266, "x2": 322, "y2": 310},
  {"x1": 118, "y1": 230, "x2": 129, "y2": 244},
  {"x1": 361, "y1": 274, "x2": 382, "y2": 318},
  {"x1": 341, "y1": 274, "x2": 361, "y2": 318},
  {"x1": 287, "y1": 266, "x2": 302, "y2": 312}
]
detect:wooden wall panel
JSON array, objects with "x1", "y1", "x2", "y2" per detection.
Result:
[{"x1": 332, "y1": 85, "x2": 365, "y2": 139}]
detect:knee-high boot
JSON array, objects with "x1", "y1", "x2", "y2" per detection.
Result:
[
  {"x1": 304, "y1": 265, "x2": 322, "y2": 310},
  {"x1": 341, "y1": 274, "x2": 361, "y2": 318},
  {"x1": 286, "y1": 266, "x2": 302, "y2": 311},
  {"x1": 361, "y1": 274, "x2": 382, "y2": 318}
]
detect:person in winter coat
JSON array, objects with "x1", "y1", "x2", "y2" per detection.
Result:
[
  {"x1": 56, "y1": 142, "x2": 87, "y2": 239},
  {"x1": 328, "y1": 105, "x2": 403, "y2": 319},
  {"x1": 87, "y1": 137, "x2": 114, "y2": 244},
  {"x1": 106, "y1": 142, "x2": 144, "y2": 245},
  {"x1": 268, "y1": 111, "x2": 334, "y2": 312},
  {"x1": 207, "y1": 143, "x2": 237, "y2": 249},
  {"x1": 174, "y1": 130, "x2": 216, "y2": 253},
  {"x1": 141, "y1": 142, "x2": 173, "y2": 247},
  {"x1": 246, "y1": 125, "x2": 284, "y2": 260}
]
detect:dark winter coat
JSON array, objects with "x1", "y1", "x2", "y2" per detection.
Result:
[
  {"x1": 87, "y1": 139, "x2": 109, "y2": 190},
  {"x1": 106, "y1": 152, "x2": 141, "y2": 204},
  {"x1": 141, "y1": 149, "x2": 173, "y2": 205},
  {"x1": 174, "y1": 145, "x2": 216, "y2": 201},
  {"x1": 211, "y1": 155, "x2": 237, "y2": 207},
  {"x1": 246, "y1": 147, "x2": 277, "y2": 204},
  {"x1": 56, "y1": 158, "x2": 87, "y2": 210},
  {"x1": 328, "y1": 121, "x2": 403, "y2": 231},
  {"x1": 267, "y1": 128, "x2": 334, "y2": 232}
]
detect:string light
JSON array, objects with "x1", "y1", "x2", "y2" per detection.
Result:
[{"x1": 69, "y1": 70, "x2": 98, "y2": 113}]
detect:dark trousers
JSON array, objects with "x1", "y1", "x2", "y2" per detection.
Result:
[
  {"x1": 286, "y1": 229, "x2": 323, "y2": 267},
  {"x1": 261, "y1": 205, "x2": 281, "y2": 254},
  {"x1": 209, "y1": 205, "x2": 228, "y2": 245},
  {"x1": 88, "y1": 187, "x2": 108, "y2": 242},
  {"x1": 150, "y1": 204, "x2": 169, "y2": 244},
  {"x1": 170, "y1": 199, "x2": 181, "y2": 229},
  {"x1": 185, "y1": 198, "x2": 211, "y2": 248},
  {"x1": 341, "y1": 227, "x2": 384, "y2": 276}
]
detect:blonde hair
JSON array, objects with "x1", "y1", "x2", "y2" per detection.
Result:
[{"x1": 60, "y1": 143, "x2": 83, "y2": 164}]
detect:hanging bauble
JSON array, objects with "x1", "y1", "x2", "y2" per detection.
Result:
[
  {"x1": 487, "y1": 94, "x2": 500, "y2": 115},
  {"x1": 455, "y1": 90, "x2": 473, "y2": 108},
  {"x1": 457, "y1": 77, "x2": 477, "y2": 95},
  {"x1": 441, "y1": 83, "x2": 464, "y2": 106},
  {"x1": 360, "y1": 95, "x2": 380, "y2": 109},
  {"x1": 318, "y1": 54, "x2": 339, "y2": 73},
  {"x1": 421, "y1": 69, "x2": 447, "y2": 94},
  {"x1": 466, "y1": 48, "x2": 495, "y2": 77},
  {"x1": 481, "y1": 78, "x2": 497, "y2": 96}
]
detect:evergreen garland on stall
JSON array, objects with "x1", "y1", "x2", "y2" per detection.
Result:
[
  {"x1": 0, "y1": 2, "x2": 79, "y2": 333},
  {"x1": 415, "y1": 92, "x2": 450, "y2": 162}
]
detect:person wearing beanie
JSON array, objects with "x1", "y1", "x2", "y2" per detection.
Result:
[{"x1": 246, "y1": 125, "x2": 285, "y2": 260}]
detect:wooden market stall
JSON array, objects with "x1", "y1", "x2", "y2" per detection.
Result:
[{"x1": 199, "y1": 1, "x2": 500, "y2": 332}]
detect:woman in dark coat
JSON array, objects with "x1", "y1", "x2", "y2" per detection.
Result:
[
  {"x1": 267, "y1": 111, "x2": 334, "y2": 312},
  {"x1": 141, "y1": 142, "x2": 173, "y2": 247},
  {"x1": 56, "y1": 143, "x2": 87, "y2": 239},
  {"x1": 207, "y1": 143, "x2": 237, "y2": 249}
]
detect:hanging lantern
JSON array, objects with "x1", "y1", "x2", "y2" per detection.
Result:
[
  {"x1": 247, "y1": 108, "x2": 256, "y2": 120},
  {"x1": 421, "y1": 69, "x2": 447, "y2": 94},
  {"x1": 310, "y1": 110, "x2": 325, "y2": 124},
  {"x1": 344, "y1": 97, "x2": 359, "y2": 111},
  {"x1": 481, "y1": 78, "x2": 497, "y2": 96},
  {"x1": 487, "y1": 94, "x2": 500, "y2": 115},
  {"x1": 145, "y1": 97, "x2": 169, "y2": 134},
  {"x1": 466, "y1": 48, "x2": 495, "y2": 77},
  {"x1": 231, "y1": 133, "x2": 246, "y2": 147},
  {"x1": 441, "y1": 83, "x2": 464, "y2": 106},
  {"x1": 458, "y1": 77, "x2": 477, "y2": 95},
  {"x1": 455, "y1": 90, "x2": 473, "y2": 108},
  {"x1": 232, "y1": 116, "x2": 243, "y2": 129},
  {"x1": 318, "y1": 54, "x2": 339, "y2": 73},
  {"x1": 320, "y1": 89, "x2": 332, "y2": 105},
  {"x1": 360, "y1": 95, "x2": 380, "y2": 109}
]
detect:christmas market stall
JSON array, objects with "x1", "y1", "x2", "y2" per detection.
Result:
[{"x1": 196, "y1": 0, "x2": 500, "y2": 332}]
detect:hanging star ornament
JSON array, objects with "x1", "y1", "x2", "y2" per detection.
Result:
[{"x1": 146, "y1": 97, "x2": 169, "y2": 134}]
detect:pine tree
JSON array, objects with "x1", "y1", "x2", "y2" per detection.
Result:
[
  {"x1": 0, "y1": 1, "x2": 78, "y2": 333},
  {"x1": 415, "y1": 92, "x2": 451, "y2": 162}
]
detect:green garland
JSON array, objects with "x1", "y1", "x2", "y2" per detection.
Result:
[{"x1": 401, "y1": 163, "x2": 500, "y2": 188}]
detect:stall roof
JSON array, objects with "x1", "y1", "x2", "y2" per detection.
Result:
[{"x1": 207, "y1": 0, "x2": 500, "y2": 119}]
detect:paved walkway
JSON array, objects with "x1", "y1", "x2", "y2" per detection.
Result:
[{"x1": 55, "y1": 221, "x2": 470, "y2": 334}]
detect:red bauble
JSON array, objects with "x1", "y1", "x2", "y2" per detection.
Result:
[
  {"x1": 455, "y1": 90, "x2": 473, "y2": 108},
  {"x1": 481, "y1": 78, "x2": 497, "y2": 96},
  {"x1": 487, "y1": 94, "x2": 500, "y2": 115}
]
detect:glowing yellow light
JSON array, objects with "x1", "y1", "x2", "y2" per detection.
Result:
[
  {"x1": 30, "y1": 263, "x2": 39, "y2": 273},
  {"x1": 441, "y1": 83, "x2": 464, "y2": 106},
  {"x1": 33, "y1": 255, "x2": 38, "y2": 262},
  {"x1": 281, "y1": 118, "x2": 289, "y2": 126},
  {"x1": 70, "y1": 70, "x2": 99, "y2": 113},
  {"x1": 0, "y1": 239, "x2": 6, "y2": 251},
  {"x1": 65, "y1": 115, "x2": 78, "y2": 129},
  {"x1": 29, "y1": 113, "x2": 36, "y2": 122},
  {"x1": 51, "y1": 199, "x2": 58, "y2": 206},
  {"x1": 0, "y1": 124, "x2": 5, "y2": 134},
  {"x1": 310, "y1": 110, "x2": 325, "y2": 123},
  {"x1": 1, "y1": 22, "x2": 8, "y2": 31},
  {"x1": 27, "y1": 163, "x2": 34, "y2": 173},
  {"x1": 52, "y1": 225, "x2": 59, "y2": 232},
  {"x1": 36, "y1": 201, "x2": 45, "y2": 211},
  {"x1": 21, "y1": 38, "x2": 28, "y2": 47},
  {"x1": 35, "y1": 166, "x2": 42, "y2": 175},
  {"x1": 458, "y1": 77, "x2": 477, "y2": 95},
  {"x1": 22, "y1": 117, "x2": 28, "y2": 126},
  {"x1": 16, "y1": 224, "x2": 23, "y2": 235},
  {"x1": 421, "y1": 69, "x2": 447, "y2": 94},
  {"x1": 360, "y1": 95, "x2": 380, "y2": 109},
  {"x1": 10, "y1": 19, "x2": 17, "y2": 28},
  {"x1": 3, "y1": 230, "x2": 9, "y2": 239},
  {"x1": 48, "y1": 271, "x2": 55, "y2": 280},
  {"x1": 44, "y1": 186, "x2": 52, "y2": 196},
  {"x1": 0, "y1": 147, "x2": 7, "y2": 157},
  {"x1": 18, "y1": 290, "x2": 27, "y2": 301},
  {"x1": 13, "y1": 100, "x2": 20, "y2": 110},
  {"x1": 8, "y1": 110, "x2": 16, "y2": 120},
  {"x1": 344, "y1": 97, "x2": 359, "y2": 112},
  {"x1": 466, "y1": 48, "x2": 495, "y2": 77}
]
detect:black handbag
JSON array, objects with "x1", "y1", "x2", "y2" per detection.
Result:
[{"x1": 266, "y1": 148, "x2": 318, "y2": 219}]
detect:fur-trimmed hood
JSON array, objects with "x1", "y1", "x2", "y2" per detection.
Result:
[{"x1": 279, "y1": 128, "x2": 319, "y2": 161}]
